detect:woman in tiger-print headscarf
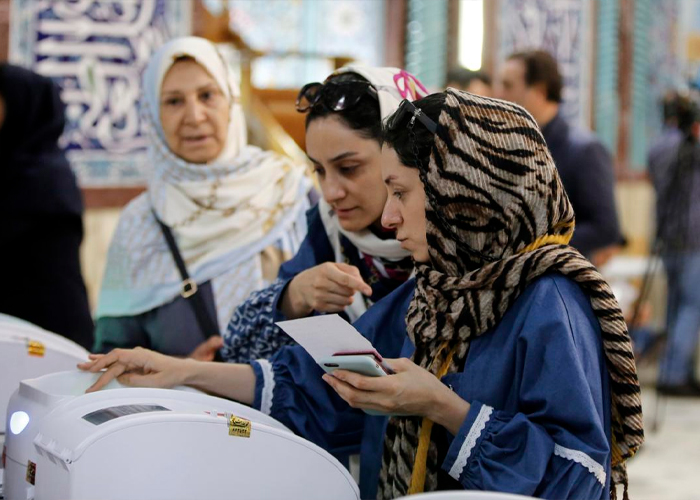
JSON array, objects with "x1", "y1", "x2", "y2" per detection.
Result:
[{"x1": 324, "y1": 88, "x2": 643, "y2": 500}]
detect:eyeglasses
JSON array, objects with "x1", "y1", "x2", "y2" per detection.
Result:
[
  {"x1": 295, "y1": 80, "x2": 378, "y2": 113},
  {"x1": 385, "y1": 99, "x2": 437, "y2": 134}
]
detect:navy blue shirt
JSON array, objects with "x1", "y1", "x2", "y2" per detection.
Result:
[
  {"x1": 542, "y1": 112, "x2": 621, "y2": 257},
  {"x1": 252, "y1": 274, "x2": 612, "y2": 499}
]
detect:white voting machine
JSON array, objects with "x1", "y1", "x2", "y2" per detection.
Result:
[
  {"x1": 0, "y1": 314, "x2": 89, "y2": 435},
  {"x1": 3, "y1": 370, "x2": 359, "y2": 500}
]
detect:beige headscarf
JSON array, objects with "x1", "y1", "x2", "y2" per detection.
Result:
[{"x1": 97, "y1": 37, "x2": 311, "y2": 331}]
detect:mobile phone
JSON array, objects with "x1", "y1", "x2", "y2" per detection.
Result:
[
  {"x1": 328, "y1": 349, "x2": 395, "y2": 374},
  {"x1": 319, "y1": 354, "x2": 393, "y2": 417},
  {"x1": 319, "y1": 354, "x2": 389, "y2": 378}
]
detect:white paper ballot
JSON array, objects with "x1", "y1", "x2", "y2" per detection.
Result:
[{"x1": 276, "y1": 314, "x2": 378, "y2": 362}]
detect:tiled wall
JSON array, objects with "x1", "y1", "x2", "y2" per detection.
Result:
[
  {"x1": 496, "y1": 0, "x2": 593, "y2": 128},
  {"x1": 404, "y1": 0, "x2": 448, "y2": 90},
  {"x1": 8, "y1": 0, "x2": 192, "y2": 188}
]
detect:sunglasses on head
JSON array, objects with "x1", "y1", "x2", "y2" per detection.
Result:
[
  {"x1": 386, "y1": 99, "x2": 438, "y2": 134},
  {"x1": 295, "y1": 80, "x2": 378, "y2": 113}
]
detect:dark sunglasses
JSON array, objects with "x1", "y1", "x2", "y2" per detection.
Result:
[
  {"x1": 386, "y1": 98, "x2": 437, "y2": 134},
  {"x1": 295, "y1": 80, "x2": 378, "y2": 113}
]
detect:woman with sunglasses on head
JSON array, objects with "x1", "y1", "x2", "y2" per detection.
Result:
[
  {"x1": 218, "y1": 66, "x2": 426, "y2": 363},
  {"x1": 93, "y1": 37, "x2": 312, "y2": 359},
  {"x1": 82, "y1": 88, "x2": 642, "y2": 499}
]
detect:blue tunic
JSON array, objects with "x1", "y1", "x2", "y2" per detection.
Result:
[
  {"x1": 223, "y1": 205, "x2": 411, "y2": 362},
  {"x1": 251, "y1": 274, "x2": 612, "y2": 499}
]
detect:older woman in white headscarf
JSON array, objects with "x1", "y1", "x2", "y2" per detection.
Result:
[{"x1": 93, "y1": 37, "x2": 312, "y2": 359}]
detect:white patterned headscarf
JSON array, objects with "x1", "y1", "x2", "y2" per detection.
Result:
[{"x1": 96, "y1": 37, "x2": 311, "y2": 331}]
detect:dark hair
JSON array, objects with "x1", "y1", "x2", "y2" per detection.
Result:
[
  {"x1": 507, "y1": 50, "x2": 563, "y2": 103},
  {"x1": 662, "y1": 91, "x2": 699, "y2": 133},
  {"x1": 382, "y1": 93, "x2": 447, "y2": 172},
  {"x1": 173, "y1": 55, "x2": 195, "y2": 63},
  {"x1": 446, "y1": 68, "x2": 491, "y2": 88},
  {"x1": 304, "y1": 72, "x2": 383, "y2": 142}
]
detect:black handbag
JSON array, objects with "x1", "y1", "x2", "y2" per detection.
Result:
[{"x1": 154, "y1": 211, "x2": 223, "y2": 361}]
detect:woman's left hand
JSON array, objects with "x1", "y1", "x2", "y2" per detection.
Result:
[{"x1": 323, "y1": 358, "x2": 470, "y2": 435}]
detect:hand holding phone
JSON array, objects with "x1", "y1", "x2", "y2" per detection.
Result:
[{"x1": 319, "y1": 353, "x2": 394, "y2": 416}]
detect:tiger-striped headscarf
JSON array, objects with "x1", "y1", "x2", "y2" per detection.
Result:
[{"x1": 377, "y1": 89, "x2": 643, "y2": 499}]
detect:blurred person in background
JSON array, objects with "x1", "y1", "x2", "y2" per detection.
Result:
[
  {"x1": 0, "y1": 63, "x2": 94, "y2": 350},
  {"x1": 446, "y1": 67, "x2": 493, "y2": 97},
  {"x1": 648, "y1": 91, "x2": 700, "y2": 396},
  {"x1": 498, "y1": 50, "x2": 622, "y2": 262},
  {"x1": 93, "y1": 37, "x2": 313, "y2": 359}
]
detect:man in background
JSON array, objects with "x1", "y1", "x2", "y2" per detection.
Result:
[
  {"x1": 498, "y1": 50, "x2": 621, "y2": 261},
  {"x1": 446, "y1": 68, "x2": 493, "y2": 97}
]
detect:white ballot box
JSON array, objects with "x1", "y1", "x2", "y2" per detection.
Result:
[
  {"x1": 0, "y1": 314, "x2": 90, "y2": 434},
  {"x1": 4, "y1": 371, "x2": 139, "y2": 499},
  {"x1": 4, "y1": 371, "x2": 359, "y2": 500}
]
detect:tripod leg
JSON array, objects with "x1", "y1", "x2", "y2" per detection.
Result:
[{"x1": 651, "y1": 387, "x2": 666, "y2": 433}]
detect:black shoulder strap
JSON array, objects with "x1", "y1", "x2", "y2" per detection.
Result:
[{"x1": 153, "y1": 211, "x2": 222, "y2": 352}]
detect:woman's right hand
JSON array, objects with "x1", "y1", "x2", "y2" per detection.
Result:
[
  {"x1": 77, "y1": 347, "x2": 189, "y2": 393},
  {"x1": 281, "y1": 262, "x2": 373, "y2": 319}
]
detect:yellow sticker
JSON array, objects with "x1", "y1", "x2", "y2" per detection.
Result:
[
  {"x1": 26, "y1": 460, "x2": 36, "y2": 485},
  {"x1": 27, "y1": 340, "x2": 45, "y2": 357},
  {"x1": 228, "y1": 415, "x2": 251, "y2": 438}
]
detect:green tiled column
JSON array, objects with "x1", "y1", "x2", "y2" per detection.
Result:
[
  {"x1": 404, "y1": 0, "x2": 449, "y2": 90},
  {"x1": 595, "y1": 0, "x2": 620, "y2": 156}
]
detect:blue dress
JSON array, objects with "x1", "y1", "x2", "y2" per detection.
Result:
[
  {"x1": 222, "y1": 205, "x2": 412, "y2": 362},
  {"x1": 251, "y1": 274, "x2": 612, "y2": 499}
]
